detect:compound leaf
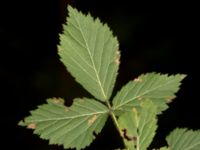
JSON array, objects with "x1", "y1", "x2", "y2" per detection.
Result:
[
  {"x1": 118, "y1": 100, "x2": 157, "y2": 150},
  {"x1": 58, "y1": 6, "x2": 120, "y2": 101},
  {"x1": 112, "y1": 73, "x2": 185, "y2": 114},
  {"x1": 166, "y1": 128, "x2": 200, "y2": 150},
  {"x1": 19, "y1": 98, "x2": 109, "y2": 150}
]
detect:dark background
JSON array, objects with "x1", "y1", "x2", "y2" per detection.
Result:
[{"x1": 1, "y1": 0, "x2": 199, "y2": 149}]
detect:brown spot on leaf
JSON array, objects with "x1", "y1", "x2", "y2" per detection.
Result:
[
  {"x1": 114, "y1": 50, "x2": 121, "y2": 65},
  {"x1": 114, "y1": 59, "x2": 120, "y2": 65},
  {"x1": 88, "y1": 115, "x2": 97, "y2": 126},
  {"x1": 166, "y1": 96, "x2": 176, "y2": 102},
  {"x1": 134, "y1": 77, "x2": 142, "y2": 82},
  {"x1": 58, "y1": 47, "x2": 64, "y2": 51},
  {"x1": 52, "y1": 98, "x2": 64, "y2": 104},
  {"x1": 27, "y1": 123, "x2": 36, "y2": 129},
  {"x1": 116, "y1": 50, "x2": 121, "y2": 58},
  {"x1": 122, "y1": 129, "x2": 137, "y2": 141},
  {"x1": 64, "y1": 107, "x2": 69, "y2": 112}
]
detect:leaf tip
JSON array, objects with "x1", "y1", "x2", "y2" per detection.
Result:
[
  {"x1": 67, "y1": 5, "x2": 74, "y2": 13},
  {"x1": 18, "y1": 120, "x2": 26, "y2": 127},
  {"x1": 180, "y1": 74, "x2": 187, "y2": 80}
]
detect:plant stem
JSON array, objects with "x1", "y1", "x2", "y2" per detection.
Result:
[{"x1": 105, "y1": 101, "x2": 127, "y2": 149}]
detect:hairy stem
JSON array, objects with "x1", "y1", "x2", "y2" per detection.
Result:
[{"x1": 105, "y1": 101, "x2": 127, "y2": 149}]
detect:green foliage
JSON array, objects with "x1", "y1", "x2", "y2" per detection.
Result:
[
  {"x1": 118, "y1": 100, "x2": 157, "y2": 150},
  {"x1": 166, "y1": 128, "x2": 200, "y2": 150},
  {"x1": 19, "y1": 5, "x2": 199, "y2": 150},
  {"x1": 58, "y1": 6, "x2": 120, "y2": 101},
  {"x1": 112, "y1": 73, "x2": 185, "y2": 115},
  {"x1": 20, "y1": 98, "x2": 109, "y2": 150}
]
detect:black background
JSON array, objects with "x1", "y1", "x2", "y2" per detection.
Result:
[{"x1": 1, "y1": 0, "x2": 199, "y2": 149}]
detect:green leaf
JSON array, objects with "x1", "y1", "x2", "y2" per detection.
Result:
[
  {"x1": 160, "y1": 147, "x2": 170, "y2": 150},
  {"x1": 19, "y1": 98, "x2": 109, "y2": 150},
  {"x1": 58, "y1": 6, "x2": 120, "y2": 101},
  {"x1": 118, "y1": 100, "x2": 157, "y2": 150},
  {"x1": 112, "y1": 73, "x2": 186, "y2": 114},
  {"x1": 166, "y1": 128, "x2": 200, "y2": 150}
]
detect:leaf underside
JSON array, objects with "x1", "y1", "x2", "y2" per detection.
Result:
[
  {"x1": 166, "y1": 128, "x2": 200, "y2": 150},
  {"x1": 18, "y1": 5, "x2": 190, "y2": 150},
  {"x1": 19, "y1": 98, "x2": 109, "y2": 150},
  {"x1": 118, "y1": 100, "x2": 157, "y2": 150},
  {"x1": 58, "y1": 6, "x2": 120, "y2": 101},
  {"x1": 112, "y1": 73, "x2": 186, "y2": 114}
]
